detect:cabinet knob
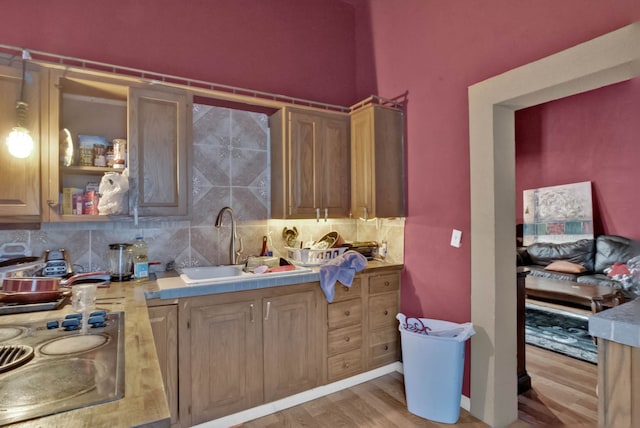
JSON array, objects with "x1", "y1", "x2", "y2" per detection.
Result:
[
  {"x1": 384, "y1": 310, "x2": 388, "y2": 316},
  {"x1": 342, "y1": 286, "x2": 349, "y2": 292},
  {"x1": 345, "y1": 336, "x2": 350, "y2": 342},
  {"x1": 384, "y1": 281, "x2": 390, "y2": 286},
  {"x1": 384, "y1": 345, "x2": 389, "y2": 351},
  {"x1": 344, "y1": 362, "x2": 350, "y2": 368},
  {"x1": 344, "y1": 310, "x2": 350, "y2": 316}
]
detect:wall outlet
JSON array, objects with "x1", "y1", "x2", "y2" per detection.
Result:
[{"x1": 450, "y1": 229, "x2": 462, "y2": 248}]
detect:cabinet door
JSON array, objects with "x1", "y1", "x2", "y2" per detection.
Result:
[
  {"x1": 0, "y1": 65, "x2": 40, "y2": 220},
  {"x1": 351, "y1": 105, "x2": 405, "y2": 219},
  {"x1": 350, "y1": 107, "x2": 373, "y2": 220},
  {"x1": 288, "y1": 110, "x2": 319, "y2": 218},
  {"x1": 263, "y1": 290, "x2": 321, "y2": 402},
  {"x1": 184, "y1": 297, "x2": 263, "y2": 425},
  {"x1": 319, "y1": 115, "x2": 350, "y2": 218},
  {"x1": 129, "y1": 87, "x2": 191, "y2": 217},
  {"x1": 147, "y1": 305, "x2": 179, "y2": 427},
  {"x1": 271, "y1": 107, "x2": 350, "y2": 219}
]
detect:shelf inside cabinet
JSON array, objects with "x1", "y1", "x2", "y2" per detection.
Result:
[{"x1": 61, "y1": 166, "x2": 124, "y2": 176}]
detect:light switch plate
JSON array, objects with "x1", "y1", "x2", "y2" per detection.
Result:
[{"x1": 450, "y1": 229, "x2": 462, "y2": 248}]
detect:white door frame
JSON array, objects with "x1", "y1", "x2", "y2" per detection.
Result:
[{"x1": 468, "y1": 22, "x2": 640, "y2": 426}]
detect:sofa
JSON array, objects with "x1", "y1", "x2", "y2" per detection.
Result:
[{"x1": 518, "y1": 234, "x2": 640, "y2": 298}]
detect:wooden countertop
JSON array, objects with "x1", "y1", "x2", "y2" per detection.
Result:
[
  {"x1": 1, "y1": 281, "x2": 170, "y2": 428},
  {"x1": 1, "y1": 261, "x2": 402, "y2": 427}
]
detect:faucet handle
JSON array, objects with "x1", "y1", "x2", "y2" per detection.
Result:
[{"x1": 235, "y1": 236, "x2": 244, "y2": 264}]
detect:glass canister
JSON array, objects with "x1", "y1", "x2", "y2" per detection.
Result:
[
  {"x1": 112, "y1": 138, "x2": 127, "y2": 169},
  {"x1": 108, "y1": 243, "x2": 133, "y2": 281}
]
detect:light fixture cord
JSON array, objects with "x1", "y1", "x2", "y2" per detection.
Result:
[{"x1": 15, "y1": 56, "x2": 28, "y2": 128}]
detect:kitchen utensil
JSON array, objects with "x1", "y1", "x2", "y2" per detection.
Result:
[
  {"x1": 316, "y1": 232, "x2": 345, "y2": 249},
  {"x1": 108, "y1": 243, "x2": 133, "y2": 281},
  {"x1": 2, "y1": 271, "x2": 110, "y2": 293},
  {"x1": 42, "y1": 248, "x2": 72, "y2": 277},
  {"x1": 0, "y1": 290, "x2": 69, "y2": 304}
]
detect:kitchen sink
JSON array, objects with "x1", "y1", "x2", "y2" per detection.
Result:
[{"x1": 180, "y1": 264, "x2": 312, "y2": 285}]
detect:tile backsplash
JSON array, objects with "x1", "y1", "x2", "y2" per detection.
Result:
[{"x1": 0, "y1": 105, "x2": 404, "y2": 272}]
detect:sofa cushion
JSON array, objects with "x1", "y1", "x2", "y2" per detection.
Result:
[
  {"x1": 545, "y1": 260, "x2": 587, "y2": 274},
  {"x1": 594, "y1": 235, "x2": 640, "y2": 274},
  {"x1": 577, "y1": 274, "x2": 623, "y2": 289},
  {"x1": 526, "y1": 239, "x2": 595, "y2": 271},
  {"x1": 526, "y1": 265, "x2": 583, "y2": 282}
]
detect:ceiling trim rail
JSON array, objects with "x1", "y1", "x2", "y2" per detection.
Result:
[{"x1": 0, "y1": 43, "x2": 350, "y2": 113}]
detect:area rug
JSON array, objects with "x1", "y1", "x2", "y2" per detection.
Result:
[{"x1": 525, "y1": 303, "x2": 597, "y2": 364}]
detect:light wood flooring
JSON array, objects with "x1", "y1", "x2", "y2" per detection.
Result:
[{"x1": 238, "y1": 345, "x2": 597, "y2": 427}]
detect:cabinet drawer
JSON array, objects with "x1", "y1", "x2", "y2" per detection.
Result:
[
  {"x1": 369, "y1": 273, "x2": 400, "y2": 294},
  {"x1": 368, "y1": 327, "x2": 400, "y2": 367},
  {"x1": 333, "y1": 278, "x2": 362, "y2": 302},
  {"x1": 368, "y1": 293, "x2": 398, "y2": 331},
  {"x1": 327, "y1": 324, "x2": 362, "y2": 356},
  {"x1": 328, "y1": 299, "x2": 362, "y2": 329},
  {"x1": 327, "y1": 348, "x2": 363, "y2": 382}
]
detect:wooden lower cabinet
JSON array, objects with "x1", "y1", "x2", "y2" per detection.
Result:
[
  {"x1": 324, "y1": 268, "x2": 402, "y2": 382},
  {"x1": 176, "y1": 282, "x2": 322, "y2": 427},
  {"x1": 149, "y1": 270, "x2": 402, "y2": 426},
  {"x1": 179, "y1": 293, "x2": 263, "y2": 426},
  {"x1": 263, "y1": 289, "x2": 321, "y2": 402},
  {"x1": 366, "y1": 271, "x2": 401, "y2": 369},
  {"x1": 147, "y1": 303, "x2": 179, "y2": 427}
]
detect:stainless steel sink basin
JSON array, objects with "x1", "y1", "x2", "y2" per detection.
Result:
[
  {"x1": 180, "y1": 265, "x2": 245, "y2": 282},
  {"x1": 179, "y1": 264, "x2": 312, "y2": 285}
]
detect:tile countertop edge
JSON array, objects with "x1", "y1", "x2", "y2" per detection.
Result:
[
  {"x1": 3, "y1": 282, "x2": 171, "y2": 428},
  {"x1": 147, "y1": 261, "x2": 404, "y2": 300},
  {"x1": 589, "y1": 297, "x2": 640, "y2": 348}
]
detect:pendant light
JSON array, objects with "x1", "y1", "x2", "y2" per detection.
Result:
[{"x1": 6, "y1": 50, "x2": 34, "y2": 159}]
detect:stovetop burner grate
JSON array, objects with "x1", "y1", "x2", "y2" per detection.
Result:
[{"x1": 0, "y1": 344, "x2": 34, "y2": 373}]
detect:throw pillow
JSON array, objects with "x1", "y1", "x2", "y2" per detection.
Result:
[
  {"x1": 607, "y1": 262, "x2": 630, "y2": 277},
  {"x1": 544, "y1": 260, "x2": 587, "y2": 273}
]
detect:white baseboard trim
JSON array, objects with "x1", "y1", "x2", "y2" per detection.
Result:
[{"x1": 195, "y1": 362, "x2": 470, "y2": 427}]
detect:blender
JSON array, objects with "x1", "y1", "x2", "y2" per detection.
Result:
[{"x1": 108, "y1": 243, "x2": 133, "y2": 281}]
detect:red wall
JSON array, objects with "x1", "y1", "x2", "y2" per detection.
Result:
[
  {"x1": 516, "y1": 79, "x2": 640, "y2": 240},
  {"x1": 350, "y1": 0, "x2": 640, "y2": 396},
  {"x1": 0, "y1": 0, "x2": 358, "y2": 106}
]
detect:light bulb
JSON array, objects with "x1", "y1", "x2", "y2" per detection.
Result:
[{"x1": 6, "y1": 126, "x2": 34, "y2": 159}]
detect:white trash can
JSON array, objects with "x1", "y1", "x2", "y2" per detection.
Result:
[{"x1": 397, "y1": 313, "x2": 475, "y2": 424}]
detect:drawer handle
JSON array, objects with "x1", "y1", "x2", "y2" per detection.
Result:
[
  {"x1": 342, "y1": 286, "x2": 349, "y2": 292},
  {"x1": 384, "y1": 310, "x2": 388, "y2": 316},
  {"x1": 344, "y1": 362, "x2": 350, "y2": 368},
  {"x1": 344, "y1": 310, "x2": 350, "y2": 316},
  {"x1": 345, "y1": 336, "x2": 350, "y2": 342},
  {"x1": 384, "y1": 345, "x2": 389, "y2": 351},
  {"x1": 385, "y1": 281, "x2": 390, "y2": 286}
]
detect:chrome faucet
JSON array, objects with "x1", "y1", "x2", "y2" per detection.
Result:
[{"x1": 215, "y1": 206, "x2": 243, "y2": 265}]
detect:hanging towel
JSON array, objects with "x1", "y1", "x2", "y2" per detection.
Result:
[{"x1": 319, "y1": 250, "x2": 368, "y2": 302}]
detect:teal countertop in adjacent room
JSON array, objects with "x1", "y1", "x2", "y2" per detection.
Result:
[{"x1": 589, "y1": 297, "x2": 640, "y2": 348}]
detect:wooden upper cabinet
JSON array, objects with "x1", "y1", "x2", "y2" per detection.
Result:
[
  {"x1": 128, "y1": 87, "x2": 191, "y2": 217},
  {"x1": 270, "y1": 107, "x2": 350, "y2": 219},
  {"x1": 43, "y1": 72, "x2": 191, "y2": 222},
  {"x1": 350, "y1": 104, "x2": 405, "y2": 219},
  {"x1": 0, "y1": 64, "x2": 41, "y2": 221}
]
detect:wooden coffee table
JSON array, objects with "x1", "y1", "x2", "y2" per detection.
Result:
[{"x1": 525, "y1": 275, "x2": 624, "y2": 313}]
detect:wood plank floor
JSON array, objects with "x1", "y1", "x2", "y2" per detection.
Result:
[{"x1": 238, "y1": 345, "x2": 597, "y2": 427}]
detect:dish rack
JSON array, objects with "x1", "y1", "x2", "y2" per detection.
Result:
[{"x1": 285, "y1": 246, "x2": 347, "y2": 266}]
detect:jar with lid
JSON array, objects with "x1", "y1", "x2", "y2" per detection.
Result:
[{"x1": 112, "y1": 138, "x2": 127, "y2": 169}]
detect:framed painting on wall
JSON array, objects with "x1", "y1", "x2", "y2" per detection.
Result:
[{"x1": 522, "y1": 181, "x2": 593, "y2": 246}]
